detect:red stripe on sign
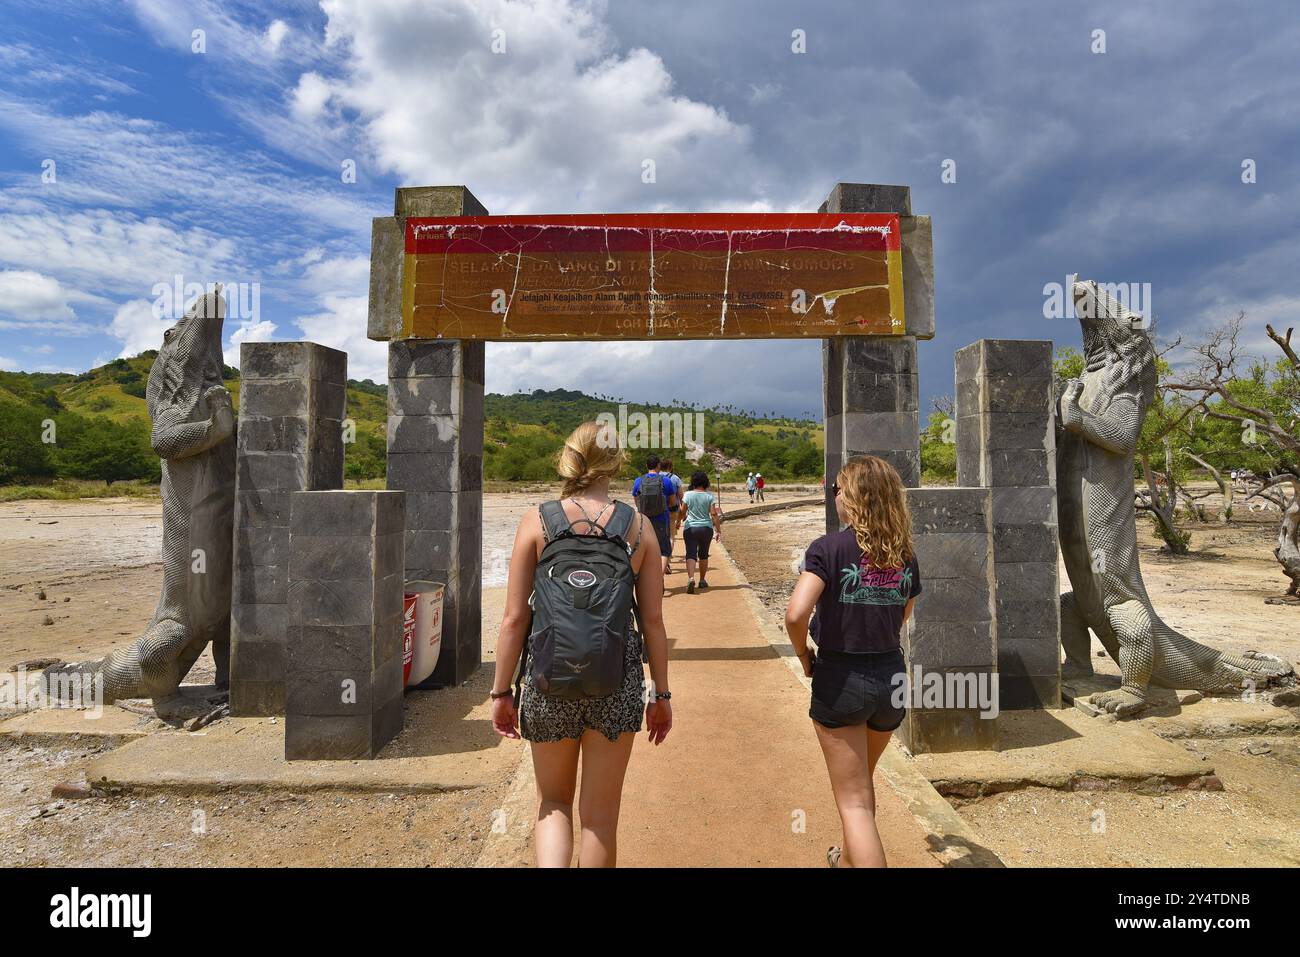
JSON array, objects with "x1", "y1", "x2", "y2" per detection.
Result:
[{"x1": 404, "y1": 213, "x2": 900, "y2": 254}]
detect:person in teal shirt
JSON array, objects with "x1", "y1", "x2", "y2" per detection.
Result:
[{"x1": 681, "y1": 470, "x2": 723, "y2": 594}]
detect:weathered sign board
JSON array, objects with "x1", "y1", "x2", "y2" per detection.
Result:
[{"x1": 397, "y1": 213, "x2": 904, "y2": 340}]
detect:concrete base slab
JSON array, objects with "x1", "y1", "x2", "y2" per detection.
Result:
[
  {"x1": 1062, "y1": 673, "x2": 1195, "y2": 709},
  {"x1": 1139, "y1": 698, "x2": 1300, "y2": 739},
  {"x1": 1063, "y1": 675, "x2": 1300, "y2": 736},
  {"x1": 118, "y1": 685, "x2": 229, "y2": 723},
  {"x1": 910, "y1": 708, "x2": 1218, "y2": 798},
  {"x1": 0, "y1": 707, "x2": 153, "y2": 748},
  {"x1": 82, "y1": 712, "x2": 506, "y2": 794}
]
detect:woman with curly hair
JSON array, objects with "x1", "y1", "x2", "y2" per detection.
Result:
[{"x1": 784, "y1": 455, "x2": 921, "y2": 868}]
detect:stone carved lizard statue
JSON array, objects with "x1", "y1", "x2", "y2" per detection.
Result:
[
  {"x1": 1057, "y1": 280, "x2": 1293, "y2": 715},
  {"x1": 46, "y1": 290, "x2": 236, "y2": 712}
]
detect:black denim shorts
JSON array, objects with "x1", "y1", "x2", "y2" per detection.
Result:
[
  {"x1": 809, "y1": 647, "x2": 907, "y2": 731},
  {"x1": 683, "y1": 525, "x2": 712, "y2": 561}
]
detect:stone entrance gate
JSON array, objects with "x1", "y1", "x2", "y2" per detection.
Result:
[{"x1": 227, "y1": 181, "x2": 1062, "y2": 758}]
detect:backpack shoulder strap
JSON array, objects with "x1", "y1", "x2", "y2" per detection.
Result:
[
  {"x1": 603, "y1": 500, "x2": 637, "y2": 543},
  {"x1": 538, "y1": 500, "x2": 572, "y2": 543}
]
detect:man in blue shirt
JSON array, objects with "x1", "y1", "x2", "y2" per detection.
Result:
[{"x1": 633, "y1": 455, "x2": 679, "y2": 578}]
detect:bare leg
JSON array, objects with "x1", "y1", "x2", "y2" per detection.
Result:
[
  {"x1": 576, "y1": 730, "x2": 636, "y2": 867},
  {"x1": 814, "y1": 721, "x2": 886, "y2": 868},
  {"x1": 531, "y1": 738, "x2": 580, "y2": 867},
  {"x1": 698, "y1": 557, "x2": 709, "y2": 582},
  {"x1": 866, "y1": 727, "x2": 891, "y2": 781},
  {"x1": 685, "y1": 557, "x2": 697, "y2": 579}
]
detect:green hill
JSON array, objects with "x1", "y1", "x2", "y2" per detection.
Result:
[{"x1": 0, "y1": 354, "x2": 827, "y2": 491}]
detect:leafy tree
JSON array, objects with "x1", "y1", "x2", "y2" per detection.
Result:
[
  {"x1": 344, "y1": 430, "x2": 388, "y2": 482},
  {"x1": 0, "y1": 399, "x2": 54, "y2": 481},
  {"x1": 55, "y1": 416, "x2": 159, "y2": 485},
  {"x1": 920, "y1": 410, "x2": 956, "y2": 484}
]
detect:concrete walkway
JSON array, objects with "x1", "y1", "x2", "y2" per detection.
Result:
[{"x1": 608, "y1": 543, "x2": 938, "y2": 867}]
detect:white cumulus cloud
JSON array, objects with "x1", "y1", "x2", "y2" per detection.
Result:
[
  {"x1": 108, "y1": 298, "x2": 171, "y2": 358},
  {"x1": 0, "y1": 269, "x2": 76, "y2": 322},
  {"x1": 310, "y1": 0, "x2": 764, "y2": 213}
]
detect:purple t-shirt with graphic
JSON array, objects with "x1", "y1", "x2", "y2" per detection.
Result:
[{"x1": 803, "y1": 528, "x2": 922, "y2": 653}]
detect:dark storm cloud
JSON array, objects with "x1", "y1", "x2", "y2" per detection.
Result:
[{"x1": 576, "y1": 0, "x2": 1300, "y2": 416}]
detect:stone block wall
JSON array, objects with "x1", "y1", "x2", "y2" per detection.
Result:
[
  {"x1": 230, "y1": 341, "x2": 347, "y2": 716},
  {"x1": 284, "y1": 490, "x2": 406, "y2": 760},
  {"x1": 900, "y1": 487, "x2": 999, "y2": 753},
  {"x1": 386, "y1": 339, "x2": 484, "y2": 687},
  {"x1": 955, "y1": 339, "x2": 1061, "y2": 710}
]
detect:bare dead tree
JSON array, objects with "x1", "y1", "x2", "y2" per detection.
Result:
[
  {"x1": 1166, "y1": 315, "x2": 1300, "y2": 594},
  {"x1": 1166, "y1": 315, "x2": 1300, "y2": 455},
  {"x1": 1249, "y1": 475, "x2": 1300, "y2": 600},
  {"x1": 1184, "y1": 450, "x2": 1234, "y2": 523},
  {"x1": 1133, "y1": 337, "x2": 1198, "y2": 553}
]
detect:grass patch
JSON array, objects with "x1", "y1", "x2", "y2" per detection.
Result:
[{"x1": 0, "y1": 479, "x2": 161, "y2": 502}]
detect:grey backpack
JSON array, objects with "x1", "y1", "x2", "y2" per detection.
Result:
[
  {"x1": 518, "y1": 500, "x2": 641, "y2": 701},
  {"x1": 636, "y1": 473, "x2": 666, "y2": 516}
]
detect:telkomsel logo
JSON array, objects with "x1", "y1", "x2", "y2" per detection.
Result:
[{"x1": 49, "y1": 887, "x2": 151, "y2": 938}]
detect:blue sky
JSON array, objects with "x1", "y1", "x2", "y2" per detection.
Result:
[{"x1": 1, "y1": 0, "x2": 1297, "y2": 420}]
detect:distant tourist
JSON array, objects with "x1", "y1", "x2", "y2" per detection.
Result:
[
  {"x1": 755, "y1": 472, "x2": 766, "y2": 502},
  {"x1": 784, "y1": 455, "x2": 921, "y2": 868},
  {"x1": 661, "y1": 457, "x2": 683, "y2": 574},
  {"x1": 746, "y1": 472, "x2": 757, "y2": 502},
  {"x1": 490, "y1": 421, "x2": 672, "y2": 867},
  {"x1": 681, "y1": 470, "x2": 723, "y2": 594},
  {"x1": 633, "y1": 455, "x2": 679, "y2": 580}
]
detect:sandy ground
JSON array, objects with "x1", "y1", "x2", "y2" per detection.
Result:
[
  {"x1": 0, "y1": 487, "x2": 817, "y2": 665},
  {"x1": 722, "y1": 504, "x2": 1300, "y2": 868},
  {"x1": 0, "y1": 493, "x2": 515, "y2": 868}
]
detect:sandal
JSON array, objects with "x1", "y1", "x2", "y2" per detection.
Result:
[{"x1": 827, "y1": 846, "x2": 842, "y2": 868}]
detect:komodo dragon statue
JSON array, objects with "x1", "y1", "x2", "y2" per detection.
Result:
[
  {"x1": 1057, "y1": 279, "x2": 1293, "y2": 716},
  {"x1": 45, "y1": 290, "x2": 235, "y2": 713}
]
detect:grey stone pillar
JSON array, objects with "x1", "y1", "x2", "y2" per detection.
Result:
[
  {"x1": 820, "y1": 184, "x2": 920, "y2": 531},
  {"x1": 381, "y1": 186, "x2": 486, "y2": 689},
  {"x1": 230, "y1": 341, "x2": 347, "y2": 716},
  {"x1": 955, "y1": 339, "x2": 1061, "y2": 710},
  {"x1": 386, "y1": 340, "x2": 484, "y2": 687},
  {"x1": 285, "y1": 490, "x2": 405, "y2": 760},
  {"x1": 900, "y1": 487, "x2": 999, "y2": 753}
]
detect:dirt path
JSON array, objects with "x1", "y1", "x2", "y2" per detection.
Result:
[{"x1": 586, "y1": 544, "x2": 935, "y2": 867}]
